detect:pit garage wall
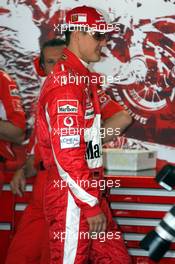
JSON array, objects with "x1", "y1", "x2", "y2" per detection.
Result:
[
  {"x1": 0, "y1": 0, "x2": 175, "y2": 162},
  {"x1": 0, "y1": 1, "x2": 175, "y2": 263}
]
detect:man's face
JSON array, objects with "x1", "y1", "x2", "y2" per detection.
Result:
[
  {"x1": 77, "y1": 31, "x2": 108, "y2": 63},
  {"x1": 43, "y1": 45, "x2": 65, "y2": 75}
]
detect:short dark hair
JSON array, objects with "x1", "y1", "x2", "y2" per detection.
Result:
[{"x1": 39, "y1": 38, "x2": 65, "y2": 67}]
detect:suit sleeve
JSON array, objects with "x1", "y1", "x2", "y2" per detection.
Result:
[
  {"x1": 90, "y1": 72, "x2": 124, "y2": 120},
  {"x1": 1, "y1": 72, "x2": 26, "y2": 130},
  {"x1": 43, "y1": 81, "x2": 102, "y2": 218},
  {"x1": 97, "y1": 87, "x2": 124, "y2": 120},
  {"x1": 27, "y1": 127, "x2": 43, "y2": 169}
]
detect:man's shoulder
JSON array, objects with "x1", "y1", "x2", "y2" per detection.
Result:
[
  {"x1": 0, "y1": 70, "x2": 15, "y2": 84},
  {"x1": 44, "y1": 61, "x2": 77, "y2": 89},
  {"x1": 52, "y1": 60, "x2": 76, "y2": 78},
  {"x1": 0, "y1": 70, "x2": 19, "y2": 100},
  {"x1": 39, "y1": 62, "x2": 77, "y2": 102}
]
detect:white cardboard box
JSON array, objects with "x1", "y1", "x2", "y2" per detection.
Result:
[{"x1": 103, "y1": 148, "x2": 157, "y2": 171}]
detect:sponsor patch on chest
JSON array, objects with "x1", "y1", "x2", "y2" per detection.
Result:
[
  {"x1": 84, "y1": 87, "x2": 94, "y2": 119},
  {"x1": 57, "y1": 100, "x2": 78, "y2": 114},
  {"x1": 57, "y1": 115, "x2": 79, "y2": 132},
  {"x1": 85, "y1": 108, "x2": 94, "y2": 119},
  {"x1": 60, "y1": 135, "x2": 80, "y2": 149}
]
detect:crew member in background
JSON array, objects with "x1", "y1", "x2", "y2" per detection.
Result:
[
  {"x1": 6, "y1": 38, "x2": 65, "y2": 264},
  {"x1": 0, "y1": 70, "x2": 25, "y2": 190},
  {"x1": 10, "y1": 38, "x2": 66, "y2": 196}
]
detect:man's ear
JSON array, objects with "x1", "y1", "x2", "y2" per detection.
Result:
[{"x1": 72, "y1": 30, "x2": 81, "y2": 42}]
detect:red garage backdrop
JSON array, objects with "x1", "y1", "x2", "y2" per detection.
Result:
[{"x1": 0, "y1": 0, "x2": 175, "y2": 163}]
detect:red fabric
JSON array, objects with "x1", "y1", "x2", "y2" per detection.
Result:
[
  {"x1": 26, "y1": 126, "x2": 36, "y2": 155},
  {"x1": 33, "y1": 56, "x2": 46, "y2": 77},
  {"x1": 97, "y1": 87, "x2": 123, "y2": 120},
  {"x1": 6, "y1": 49, "x2": 127, "y2": 264},
  {"x1": 26, "y1": 124, "x2": 42, "y2": 169},
  {"x1": 33, "y1": 144, "x2": 42, "y2": 169},
  {"x1": 6, "y1": 171, "x2": 131, "y2": 264},
  {"x1": 36, "y1": 48, "x2": 130, "y2": 263},
  {"x1": 28, "y1": 71, "x2": 122, "y2": 171},
  {"x1": 66, "y1": 5, "x2": 110, "y2": 32},
  {"x1": 0, "y1": 70, "x2": 26, "y2": 160},
  {"x1": 5, "y1": 170, "x2": 50, "y2": 264},
  {"x1": 37, "y1": 48, "x2": 104, "y2": 217},
  {"x1": 0, "y1": 70, "x2": 25, "y2": 130},
  {"x1": 45, "y1": 168, "x2": 131, "y2": 263},
  {"x1": 90, "y1": 72, "x2": 123, "y2": 120},
  {"x1": 0, "y1": 162, "x2": 5, "y2": 192},
  {"x1": 4, "y1": 145, "x2": 27, "y2": 171}
]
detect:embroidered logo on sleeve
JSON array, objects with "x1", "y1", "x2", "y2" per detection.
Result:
[
  {"x1": 60, "y1": 135, "x2": 80, "y2": 149},
  {"x1": 84, "y1": 87, "x2": 94, "y2": 119},
  {"x1": 9, "y1": 84, "x2": 20, "y2": 97},
  {"x1": 12, "y1": 99, "x2": 23, "y2": 112},
  {"x1": 57, "y1": 100, "x2": 78, "y2": 114},
  {"x1": 97, "y1": 90, "x2": 110, "y2": 108}
]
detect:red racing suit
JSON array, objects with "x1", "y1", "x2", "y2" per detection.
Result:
[
  {"x1": 5, "y1": 126, "x2": 50, "y2": 264},
  {"x1": 0, "y1": 70, "x2": 25, "y2": 187},
  {"x1": 5, "y1": 67, "x2": 130, "y2": 264},
  {"x1": 6, "y1": 48, "x2": 129, "y2": 264},
  {"x1": 36, "y1": 48, "x2": 131, "y2": 264}
]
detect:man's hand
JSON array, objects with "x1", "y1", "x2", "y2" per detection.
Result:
[
  {"x1": 10, "y1": 168, "x2": 26, "y2": 197},
  {"x1": 87, "y1": 213, "x2": 107, "y2": 234}
]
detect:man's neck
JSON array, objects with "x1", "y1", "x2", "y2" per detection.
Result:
[{"x1": 67, "y1": 46, "x2": 89, "y2": 68}]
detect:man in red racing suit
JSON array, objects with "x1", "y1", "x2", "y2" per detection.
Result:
[
  {"x1": 36, "y1": 6, "x2": 132, "y2": 263},
  {"x1": 5, "y1": 39, "x2": 65, "y2": 264},
  {"x1": 0, "y1": 70, "x2": 25, "y2": 189}
]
